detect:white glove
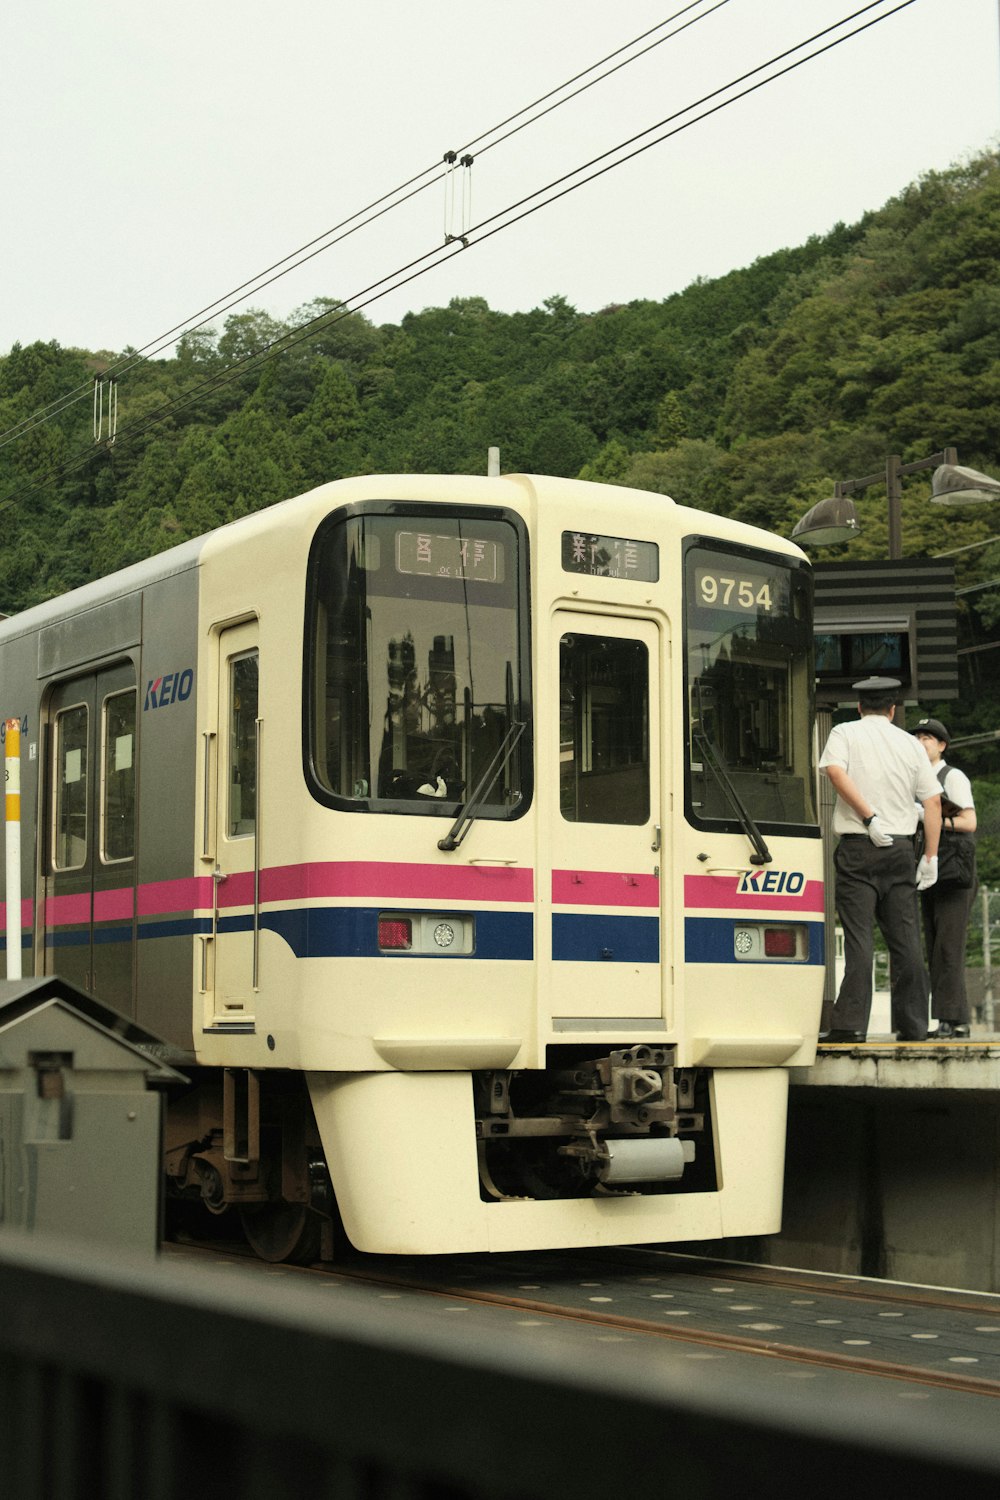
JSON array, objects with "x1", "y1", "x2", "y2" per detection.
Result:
[
  {"x1": 916, "y1": 855, "x2": 938, "y2": 891},
  {"x1": 866, "y1": 814, "x2": 893, "y2": 847},
  {"x1": 914, "y1": 801, "x2": 925, "y2": 824}
]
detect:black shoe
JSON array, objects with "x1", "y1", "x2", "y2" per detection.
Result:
[
  {"x1": 894, "y1": 1031, "x2": 928, "y2": 1042},
  {"x1": 929, "y1": 1022, "x2": 971, "y2": 1039},
  {"x1": 820, "y1": 1029, "x2": 867, "y2": 1044}
]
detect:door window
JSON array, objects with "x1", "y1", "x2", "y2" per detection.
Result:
[
  {"x1": 53, "y1": 704, "x2": 89, "y2": 870},
  {"x1": 228, "y1": 651, "x2": 259, "y2": 838},
  {"x1": 101, "y1": 689, "x2": 136, "y2": 863},
  {"x1": 559, "y1": 634, "x2": 649, "y2": 825}
]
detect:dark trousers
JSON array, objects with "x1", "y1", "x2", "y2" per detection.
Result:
[
  {"x1": 921, "y1": 881, "x2": 976, "y2": 1023},
  {"x1": 833, "y1": 836, "x2": 928, "y2": 1039}
]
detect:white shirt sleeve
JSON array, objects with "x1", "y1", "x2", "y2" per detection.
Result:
[
  {"x1": 818, "y1": 723, "x2": 848, "y2": 771},
  {"x1": 942, "y1": 765, "x2": 974, "y2": 810},
  {"x1": 914, "y1": 751, "x2": 943, "y2": 803}
]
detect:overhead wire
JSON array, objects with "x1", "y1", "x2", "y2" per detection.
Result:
[
  {"x1": 80, "y1": 0, "x2": 915, "y2": 447},
  {"x1": 0, "y1": 0, "x2": 729, "y2": 457},
  {"x1": 0, "y1": 0, "x2": 917, "y2": 520}
]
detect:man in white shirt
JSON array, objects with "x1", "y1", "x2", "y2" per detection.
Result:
[{"x1": 818, "y1": 676, "x2": 942, "y2": 1043}]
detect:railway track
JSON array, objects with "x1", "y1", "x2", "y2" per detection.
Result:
[{"x1": 164, "y1": 1238, "x2": 1000, "y2": 1399}]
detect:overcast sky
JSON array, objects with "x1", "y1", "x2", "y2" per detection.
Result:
[{"x1": 1, "y1": 0, "x2": 997, "y2": 358}]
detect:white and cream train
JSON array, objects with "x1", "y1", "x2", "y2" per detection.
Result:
[{"x1": 0, "y1": 472, "x2": 824, "y2": 1259}]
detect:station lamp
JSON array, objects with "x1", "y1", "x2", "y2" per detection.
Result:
[
  {"x1": 930, "y1": 463, "x2": 1000, "y2": 506},
  {"x1": 791, "y1": 447, "x2": 1000, "y2": 558}
]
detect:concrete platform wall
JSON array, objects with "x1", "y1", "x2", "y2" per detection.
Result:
[{"x1": 698, "y1": 1086, "x2": 1000, "y2": 1293}]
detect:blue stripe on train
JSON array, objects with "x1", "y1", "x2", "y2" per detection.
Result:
[
  {"x1": 40, "y1": 909, "x2": 667, "y2": 964},
  {"x1": 551, "y1": 912, "x2": 659, "y2": 964},
  {"x1": 684, "y1": 917, "x2": 825, "y2": 965},
  {"x1": 39, "y1": 909, "x2": 533, "y2": 957},
  {"x1": 261, "y1": 907, "x2": 533, "y2": 959}
]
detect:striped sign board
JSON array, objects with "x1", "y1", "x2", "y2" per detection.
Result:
[{"x1": 812, "y1": 557, "x2": 957, "y2": 703}]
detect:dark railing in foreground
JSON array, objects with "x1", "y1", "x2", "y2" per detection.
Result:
[{"x1": 1, "y1": 1232, "x2": 999, "y2": 1500}]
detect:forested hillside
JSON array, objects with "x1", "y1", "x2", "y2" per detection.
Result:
[{"x1": 2, "y1": 150, "x2": 999, "y2": 759}]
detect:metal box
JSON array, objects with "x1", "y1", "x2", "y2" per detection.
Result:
[{"x1": 0, "y1": 977, "x2": 184, "y2": 1254}]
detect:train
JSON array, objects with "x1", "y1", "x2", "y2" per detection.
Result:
[{"x1": 0, "y1": 471, "x2": 824, "y2": 1260}]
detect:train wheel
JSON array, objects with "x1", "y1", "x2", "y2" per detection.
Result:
[{"x1": 239, "y1": 1201, "x2": 322, "y2": 1264}]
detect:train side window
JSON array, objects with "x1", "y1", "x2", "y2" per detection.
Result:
[
  {"x1": 53, "y1": 703, "x2": 89, "y2": 870},
  {"x1": 101, "y1": 688, "x2": 136, "y2": 863},
  {"x1": 228, "y1": 651, "x2": 259, "y2": 838},
  {"x1": 559, "y1": 634, "x2": 649, "y2": 825}
]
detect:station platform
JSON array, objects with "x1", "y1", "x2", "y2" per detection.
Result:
[
  {"x1": 712, "y1": 1004, "x2": 1000, "y2": 1295},
  {"x1": 799, "y1": 1033, "x2": 1000, "y2": 1090}
]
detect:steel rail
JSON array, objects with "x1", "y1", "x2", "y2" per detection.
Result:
[{"x1": 164, "y1": 1241, "x2": 1000, "y2": 1400}]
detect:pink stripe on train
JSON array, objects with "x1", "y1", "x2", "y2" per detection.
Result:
[
  {"x1": 551, "y1": 870, "x2": 659, "y2": 908},
  {"x1": 684, "y1": 874, "x2": 824, "y2": 913},
  {"x1": 261, "y1": 860, "x2": 535, "y2": 905}
]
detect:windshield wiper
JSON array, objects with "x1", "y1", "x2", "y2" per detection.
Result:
[
  {"x1": 438, "y1": 722, "x2": 526, "y2": 852},
  {"x1": 693, "y1": 730, "x2": 772, "y2": 867}
]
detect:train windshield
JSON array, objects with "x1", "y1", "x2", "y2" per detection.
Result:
[
  {"x1": 306, "y1": 509, "x2": 529, "y2": 818},
  {"x1": 684, "y1": 542, "x2": 816, "y2": 832}
]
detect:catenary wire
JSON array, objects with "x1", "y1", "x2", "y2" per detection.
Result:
[
  {"x1": 0, "y1": 0, "x2": 729, "y2": 456},
  {"x1": 54, "y1": 0, "x2": 912, "y2": 452},
  {"x1": 0, "y1": 0, "x2": 917, "y2": 520},
  {"x1": 79, "y1": 0, "x2": 912, "y2": 449}
]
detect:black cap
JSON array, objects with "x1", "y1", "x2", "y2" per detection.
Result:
[
  {"x1": 912, "y1": 717, "x2": 949, "y2": 745},
  {"x1": 852, "y1": 676, "x2": 901, "y2": 692}
]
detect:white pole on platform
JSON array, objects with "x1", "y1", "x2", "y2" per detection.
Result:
[
  {"x1": 5, "y1": 718, "x2": 22, "y2": 979},
  {"x1": 983, "y1": 886, "x2": 994, "y2": 1033}
]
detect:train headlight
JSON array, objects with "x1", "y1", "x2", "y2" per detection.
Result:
[
  {"x1": 732, "y1": 923, "x2": 807, "y2": 962},
  {"x1": 377, "y1": 912, "x2": 474, "y2": 955},
  {"x1": 433, "y1": 921, "x2": 456, "y2": 949}
]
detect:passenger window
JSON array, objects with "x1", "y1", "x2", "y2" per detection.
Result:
[
  {"x1": 229, "y1": 652, "x2": 259, "y2": 838},
  {"x1": 102, "y1": 689, "x2": 136, "y2": 863},
  {"x1": 53, "y1": 704, "x2": 89, "y2": 870},
  {"x1": 560, "y1": 634, "x2": 649, "y2": 825}
]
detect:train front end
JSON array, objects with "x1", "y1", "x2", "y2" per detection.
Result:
[{"x1": 207, "y1": 473, "x2": 823, "y2": 1254}]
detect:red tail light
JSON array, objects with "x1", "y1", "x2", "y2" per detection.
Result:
[
  {"x1": 764, "y1": 927, "x2": 797, "y2": 958},
  {"x1": 378, "y1": 917, "x2": 412, "y2": 950}
]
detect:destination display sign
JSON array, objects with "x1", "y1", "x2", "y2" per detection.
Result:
[
  {"x1": 395, "y1": 530, "x2": 501, "y2": 583},
  {"x1": 561, "y1": 531, "x2": 658, "y2": 582}
]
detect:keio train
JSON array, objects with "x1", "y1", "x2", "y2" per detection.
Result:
[{"x1": 0, "y1": 472, "x2": 824, "y2": 1260}]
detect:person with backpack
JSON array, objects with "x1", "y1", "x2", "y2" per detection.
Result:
[{"x1": 912, "y1": 718, "x2": 978, "y2": 1040}]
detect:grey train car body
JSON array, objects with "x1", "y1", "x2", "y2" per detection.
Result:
[{"x1": 2, "y1": 542, "x2": 203, "y2": 1035}]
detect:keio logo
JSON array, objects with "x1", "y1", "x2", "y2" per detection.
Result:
[
  {"x1": 144, "y1": 668, "x2": 194, "y2": 711},
  {"x1": 737, "y1": 869, "x2": 806, "y2": 896}
]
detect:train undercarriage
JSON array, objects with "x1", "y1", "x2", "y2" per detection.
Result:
[{"x1": 163, "y1": 1049, "x2": 711, "y2": 1263}]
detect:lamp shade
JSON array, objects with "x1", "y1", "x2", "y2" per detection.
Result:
[
  {"x1": 930, "y1": 463, "x2": 1000, "y2": 506},
  {"x1": 790, "y1": 494, "x2": 861, "y2": 547}
]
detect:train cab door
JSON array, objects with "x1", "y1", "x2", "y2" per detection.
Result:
[
  {"x1": 209, "y1": 622, "x2": 260, "y2": 1025},
  {"x1": 43, "y1": 664, "x2": 138, "y2": 1015},
  {"x1": 549, "y1": 613, "x2": 665, "y2": 1021}
]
